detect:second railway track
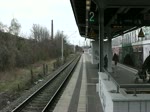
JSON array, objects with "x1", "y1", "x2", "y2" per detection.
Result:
[{"x1": 11, "y1": 55, "x2": 81, "y2": 112}]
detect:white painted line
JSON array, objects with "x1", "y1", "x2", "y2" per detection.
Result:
[{"x1": 77, "y1": 54, "x2": 87, "y2": 112}]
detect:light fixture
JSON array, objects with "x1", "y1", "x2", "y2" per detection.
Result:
[
  {"x1": 86, "y1": 0, "x2": 91, "y2": 11},
  {"x1": 86, "y1": 6, "x2": 90, "y2": 11},
  {"x1": 86, "y1": 0, "x2": 91, "y2": 5},
  {"x1": 104, "y1": 39, "x2": 108, "y2": 41}
]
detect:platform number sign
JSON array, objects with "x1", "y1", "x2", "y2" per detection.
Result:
[{"x1": 89, "y1": 12, "x2": 95, "y2": 22}]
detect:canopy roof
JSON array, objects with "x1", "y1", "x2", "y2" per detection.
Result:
[{"x1": 70, "y1": 0, "x2": 150, "y2": 40}]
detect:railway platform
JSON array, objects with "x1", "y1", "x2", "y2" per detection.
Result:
[
  {"x1": 110, "y1": 62, "x2": 137, "y2": 84},
  {"x1": 53, "y1": 52, "x2": 148, "y2": 112},
  {"x1": 53, "y1": 53, "x2": 103, "y2": 112}
]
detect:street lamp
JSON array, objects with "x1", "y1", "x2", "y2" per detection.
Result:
[
  {"x1": 61, "y1": 31, "x2": 77, "y2": 61},
  {"x1": 68, "y1": 31, "x2": 77, "y2": 53}
]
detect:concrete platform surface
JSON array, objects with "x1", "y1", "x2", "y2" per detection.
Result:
[{"x1": 53, "y1": 53, "x2": 103, "y2": 112}]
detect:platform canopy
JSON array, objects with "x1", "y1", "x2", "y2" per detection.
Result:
[{"x1": 70, "y1": 0, "x2": 150, "y2": 40}]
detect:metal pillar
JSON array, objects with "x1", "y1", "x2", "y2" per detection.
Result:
[
  {"x1": 107, "y1": 28, "x2": 113, "y2": 72},
  {"x1": 99, "y1": 8, "x2": 104, "y2": 72}
]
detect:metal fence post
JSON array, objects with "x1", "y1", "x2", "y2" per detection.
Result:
[
  {"x1": 117, "y1": 85, "x2": 120, "y2": 93},
  {"x1": 133, "y1": 88, "x2": 137, "y2": 96}
]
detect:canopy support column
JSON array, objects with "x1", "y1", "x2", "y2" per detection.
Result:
[
  {"x1": 107, "y1": 28, "x2": 113, "y2": 72},
  {"x1": 99, "y1": 8, "x2": 104, "y2": 72}
]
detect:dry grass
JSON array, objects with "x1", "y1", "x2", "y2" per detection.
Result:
[
  {"x1": 0, "y1": 59, "x2": 55, "y2": 92},
  {"x1": 0, "y1": 54, "x2": 76, "y2": 111}
]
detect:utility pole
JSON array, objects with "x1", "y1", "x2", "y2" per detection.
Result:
[
  {"x1": 73, "y1": 40, "x2": 75, "y2": 53},
  {"x1": 51, "y1": 20, "x2": 53, "y2": 40},
  {"x1": 62, "y1": 31, "x2": 64, "y2": 63}
]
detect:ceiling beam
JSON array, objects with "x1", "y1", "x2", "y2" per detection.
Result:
[
  {"x1": 106, "y1": 7, "x2": 126, "y2": 27},
  {"x1": 140, "y1": 8, "x2": 150, "y2": 13},
  {"x1": 106, "y1": 0, "x2": 150, "y2": 7}
]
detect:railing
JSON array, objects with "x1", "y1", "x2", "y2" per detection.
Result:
[
  {"x1": 103, "y1": 67, "x2": 150, "y2": 95},
  {"x1": 120, "y1": 84, "x2": 150, "y2": 96},
  {"x1": 103, "y1": 68, "x2": 120, "y2": 93}
]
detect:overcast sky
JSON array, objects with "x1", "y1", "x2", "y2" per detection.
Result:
[{"x1": 0, "y1": 0, "x2": 88, "y2": 46}]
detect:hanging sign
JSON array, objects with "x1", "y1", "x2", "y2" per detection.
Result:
[{"x1": 138, "y1": 28, "x2": 145, "y2": 37}]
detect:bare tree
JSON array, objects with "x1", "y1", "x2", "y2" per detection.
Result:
[
  {"x1": 31, "y1": 24, "x2": 50, "y2": 41},
  {"x1": 0, "y1": 22, "x2": 9, "y2": 32},
  {"x1": 9, "y1": 18, "x2": 21, "y2": 36},
  {"x1": 54, "y1": 31, "x2": 72, "y2": 59}
]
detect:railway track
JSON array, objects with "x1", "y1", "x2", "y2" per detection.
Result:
[{"x1": 11, "y1": 55, "x2": 81, "y2": 112}]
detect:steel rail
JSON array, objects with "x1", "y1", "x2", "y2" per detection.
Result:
[
  {"x1": 42, "y1": 56, "x2": 80, "y2": 112},
  {"x1": 12, "y1": 55, "x2": 80, "y2": 112}
]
